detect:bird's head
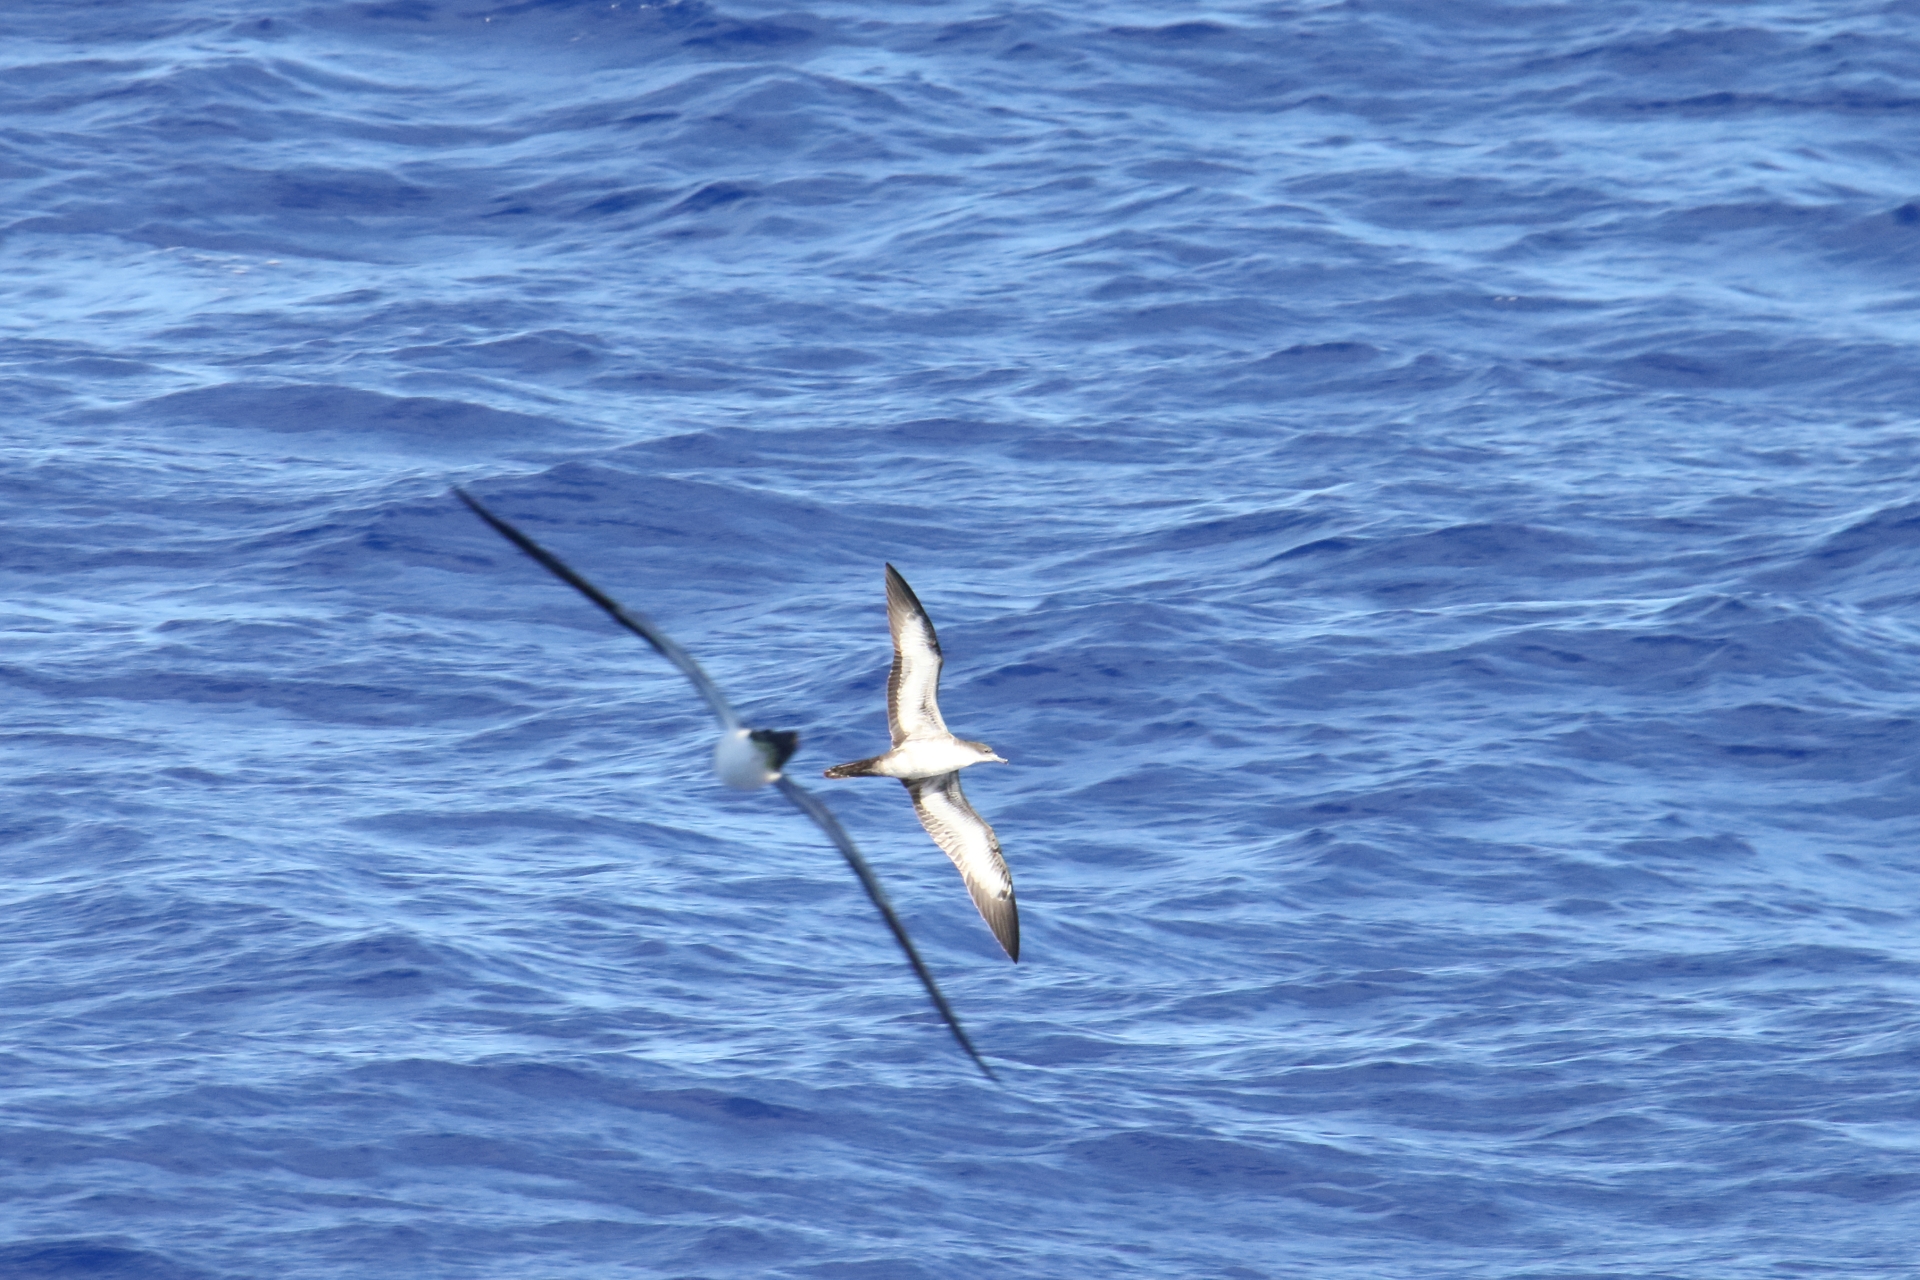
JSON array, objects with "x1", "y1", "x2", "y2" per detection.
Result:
[
  {"x1": 961, "y1": 738, "x2": 1008, "y2": 766},
  {"x1": 714, "y1": 727, "x2": 800, "y2": 789}
]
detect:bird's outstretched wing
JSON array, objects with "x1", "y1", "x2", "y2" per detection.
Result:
[
  {"x1": 455, "y1": 487, "x2": 742, "y2": 732},
  {"x1": 906, "y1": 771, "x2": 1019, "y2": 963},
  {"x1": 884, "y1": 564, "x2": 947, "y2": 746},
  {"x1": 455, "y1": 488, "x2": 996, "y2": 1080},
  {"x1": 776, "y1": 776, "x2": 996, "y2": 1079}
]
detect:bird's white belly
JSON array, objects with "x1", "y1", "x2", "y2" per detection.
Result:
[{"x1": 874, "y1": 737, "x2": 980, "y2": 779}]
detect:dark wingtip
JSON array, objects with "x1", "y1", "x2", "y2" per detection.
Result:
[
  {"x1": 883, "y1": 563, "x2": 928, "y2": 618},
  {"x1": 453, "y1": 486, "x2": 513, "y2": 538}
]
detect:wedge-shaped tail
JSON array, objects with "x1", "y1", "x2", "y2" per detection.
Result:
[{"x1": 823, "y1": 755, "x2": 886, "y2": 779}]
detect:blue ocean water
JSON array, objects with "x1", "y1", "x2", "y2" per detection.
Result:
[{"x1": 5, "y1": 0, "x2": 1920, "y2": 1275}]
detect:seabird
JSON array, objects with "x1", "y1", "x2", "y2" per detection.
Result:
[
  {"x1": 453, "y1": 488, "x2": 995, "y2": 1080},
  {"x1": 824, "y1": 565, "x2": 1018, "y2": 963}
]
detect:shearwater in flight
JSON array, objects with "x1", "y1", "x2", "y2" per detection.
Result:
[
  {"x1": 453, "y1": 488, "x2": 995, "y2": 1080},
  {"x1": 824, "y1": 565, "x2": 1018, "y2": 963}
]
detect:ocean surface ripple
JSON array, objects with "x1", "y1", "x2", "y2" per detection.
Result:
[{"x1": 4, "y1": 1, "x2": 1918, "y2": 1276}]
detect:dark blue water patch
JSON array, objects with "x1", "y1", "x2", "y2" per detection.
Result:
[
  {"x1": 446, "y1": 464, "x2": 938, "y2": 585},
  {"x1": 3, "y1": 340, "x2": 161, "y2": 383},
  {"x1": 1525, "y1": 943, "x2": 1911, "y2": 1001},
  {"x1": 1065, "y1": 1128, "x2": 1370, "y2": 1196},
  {"x1": 1757, "y1": 500, "x2": 1920, "y2": 589},
  {"x1": 1246, "y1": 340, "x2": 1382, "y2": 367},
  {"x1": 1585, "y1": 86, "x2": 1920, "y2": 120},
  {"x1": 1650, "y1": 198, "x2": 1849, "y2": 246},
  {"x1": 1553, "y1": 336, "x2": 1920, "y2": 401},
  {"x1": 1104, "y1": 20, "x2": 1239, "y2": 44},
  {"x1": 1614, "y1": 833, "x2": 1759, "y2": 865},
  {"x1": 1276, "y1": 771, "x2": 1543, "y2": 830},
  {"x1": 1219, "y1": 349, "x2": 1481, "y2": 403},
  {"x1": 681, "y1": 17, "x2": 817, "y2": 53},
  {"x1": 663, "y1": 176, "x2": 759, "y2": 219},
  {"x1": 346, "y1": 806, "x2": 729, "y2": 861},
  {"x1": 345, "y1": 1058, "x2": 837, "y2": 1136},
  {"x1": 1126, "y1": 504, "x2": 1334, "y2": 559},
  {"x1": 583, "y1": 360, "x2": 749, "y2": 396},
  {"x1": 564, "y1": 177, "x2": 675, "y2": 219},
  {"x1": 1689, "y1": 704, "x2": 1920, "y2": 783},
  {"x1": 1168, "y1": 968, "x2": 1429, "y2": 1020},
  {"x1": 1264, "y1": 521, "x2": 1611, "y2": 604},
  {"x1": 1543, "y1": 708, "x2": 1920, "y2": 808},
  {"x1": 1536, "y1": 24, "x2": 1795, "y2": 77},
  {"x1": 1423, "y1": 617, "x2": 1875, "y2": 699},
  {"x1": 1824, "y1": 202, "x2": 1920, "y2": 269},
  {"x1": 0, "y1": 811, "x2": 68, "y2": 849},
  {"x1": 1298, "y1": 172, "x2": 1624, "y2": 234},
  {"x1": 1, "y1": 659, "x2": 510, "y2": 729},
  {"x1": 806, "y1": 1260, "x2": 952, "y2": 1280},
  {"x1": 390, "y1": 330, "x2": 608, "y2": 377},
  {"x1": 1767, "y1": 1166, "x2": 1920, "y2": 1205},
  {"x1": 272, "y1": 930, "x2": 460, "y2": 999},
  {"x1": 0, "y1": 1242, "x2": 216, "y2": 1280},
  {"x1": 118, "y1": 382, "x2": 567, "y2": 444},
  {"x1": 261, "y1": 167, "x2": 437, "y2": 215}
]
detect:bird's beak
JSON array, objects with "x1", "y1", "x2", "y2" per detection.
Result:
[{"x1": 990, "y1": 753, "x2": 1008, "y2": 764}]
